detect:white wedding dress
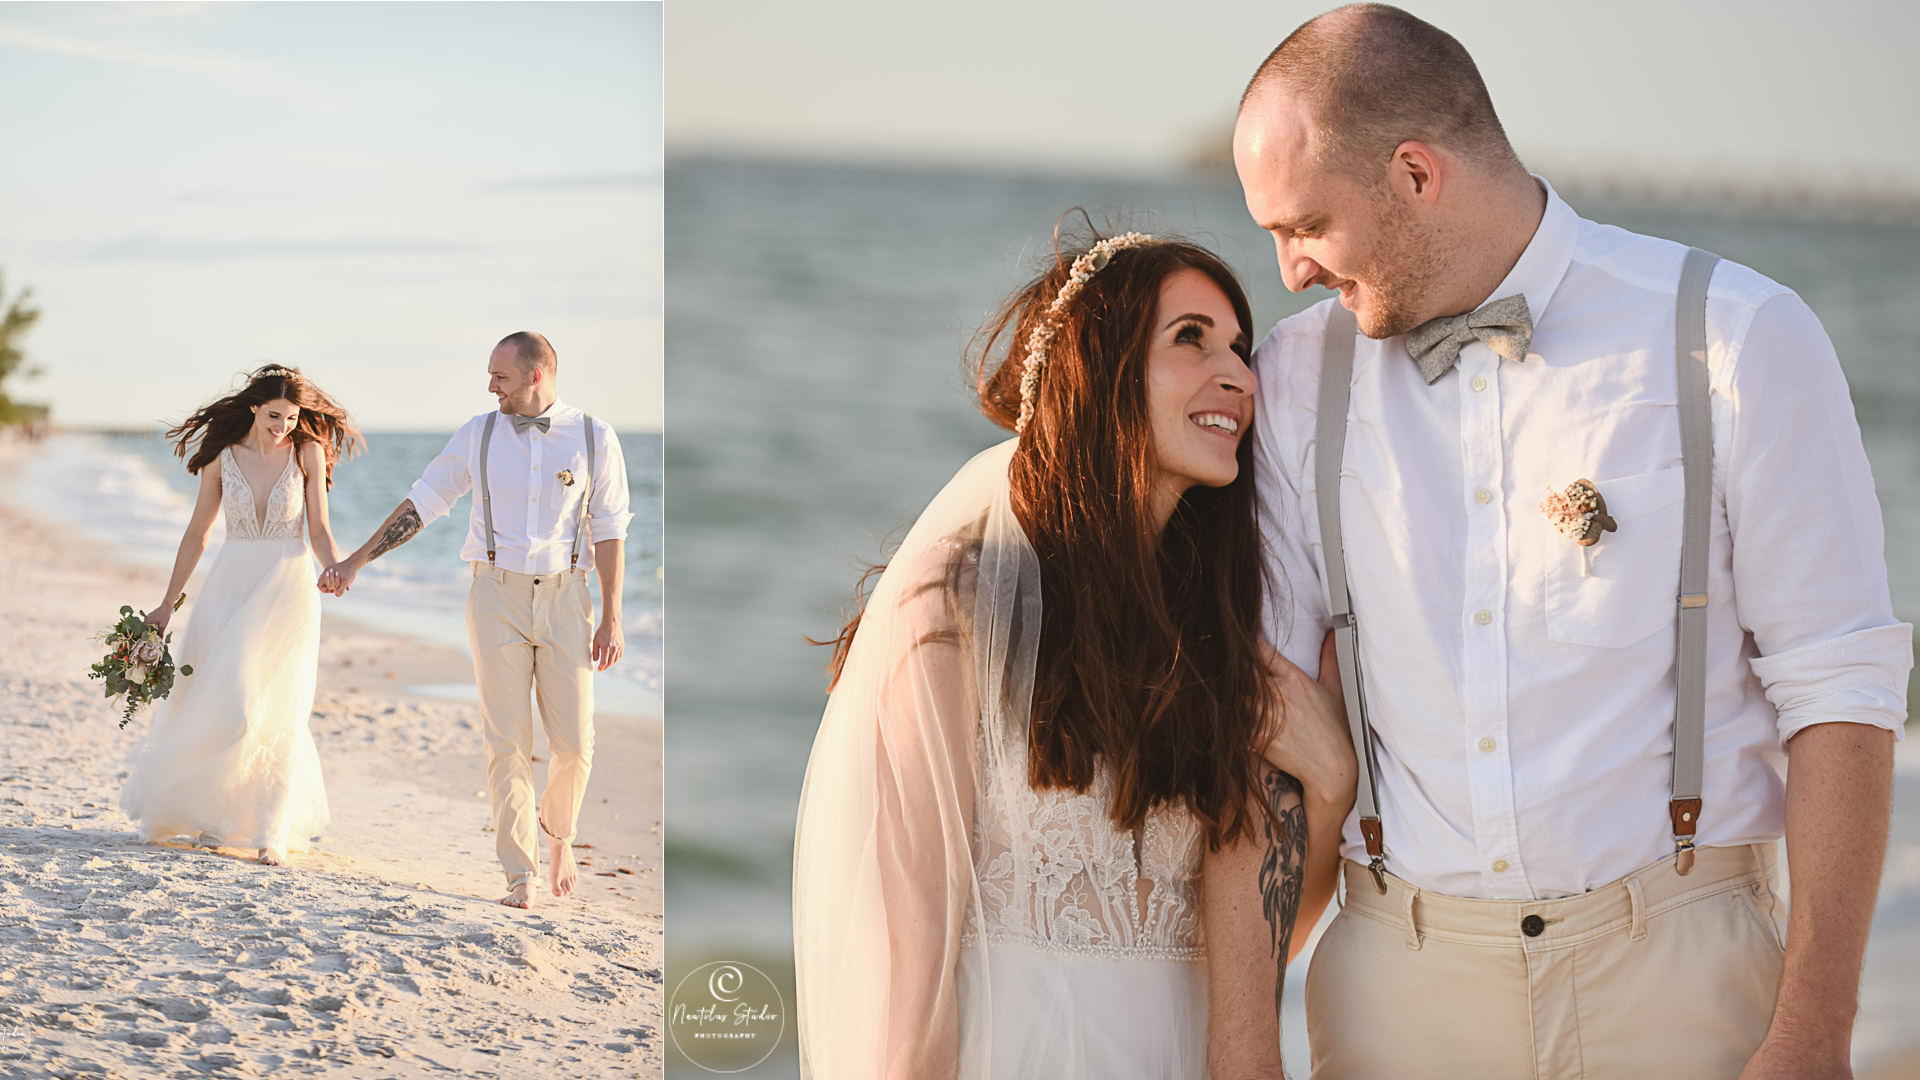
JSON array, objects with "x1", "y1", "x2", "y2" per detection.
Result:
[
  {"x1": 794, "y1": 439, "x2": 1209, "y2": 1080},
  {"x1": 119, "y1": 445, "x2": 329, "y2": 854}
]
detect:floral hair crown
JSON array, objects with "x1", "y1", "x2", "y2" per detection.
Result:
[{"x1": 1015, "y1": 231, "x2": 1157, "y2": 434}]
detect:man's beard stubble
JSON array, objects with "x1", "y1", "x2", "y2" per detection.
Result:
[{"x1": 1351, "y1": 195, "x2": 1448, "y2": 341}]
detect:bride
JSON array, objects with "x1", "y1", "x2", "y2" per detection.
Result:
[
  {"x1": 119, "y1": 364, "x2": 362, "y2": 866},
  {"x1": 793, "y1": 224, "x2": 1358, "y2": 1078}
]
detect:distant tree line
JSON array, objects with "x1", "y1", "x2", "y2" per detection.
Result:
[{"x1": 0, "y1": 270, "x2": 47, "y2": 425}]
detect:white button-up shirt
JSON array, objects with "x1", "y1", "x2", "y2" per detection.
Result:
[
  {"x1": 1253, "y1": 178, "x2": 1912, "y2": 900},
  {"x1": 407, "y1": 400, "x2": 632, "y2": 576}
]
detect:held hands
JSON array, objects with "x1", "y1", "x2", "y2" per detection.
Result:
[
  {"x1": 1257, "y1": 629, "x2": 1358, "y2": 812},
  {"x1": 316, "y1": 559, "x2": 360, "y2": 596},
  {"x1": 592, "y1": 616, "x2": 624, "y2": 671}
]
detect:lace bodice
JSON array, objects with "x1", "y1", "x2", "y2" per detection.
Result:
[
  {"x1": 219, "y1": 445, "x2": 306, "y2": 542},
  {"x1": 965, "y1": 722, "x2": 1207, "y2": 961}
]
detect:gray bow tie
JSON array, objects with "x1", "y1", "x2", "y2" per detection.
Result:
[
  {"x1": 509, "y1": 413, "x2": 552, "y2": 434},
  {"x1": 1404, "y1": 293, "x2": 1534, "y2": 384}
]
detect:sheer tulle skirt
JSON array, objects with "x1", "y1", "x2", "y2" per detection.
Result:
[
  {"x1": 119, "y1": 537, "x2": 328, "y2": 852},
  {"x1": 957, "y1": 942, "x2": 1209, "y2": 1078}
]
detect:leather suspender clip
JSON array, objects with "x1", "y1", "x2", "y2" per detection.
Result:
[
  {"x1": 1359, "y1": 817, "x2": 1388, "y2": 894},
  {"x1": 1669, "y1": 796, "x2": 1702, "y2": 876}
]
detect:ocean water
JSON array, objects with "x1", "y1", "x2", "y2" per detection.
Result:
[
  {"x1": 666, "y1": 158, "x2": 1920, "y2": 1074},
  {"x1": 7, "y1": 428, "x2": 663, "y2": 716}
]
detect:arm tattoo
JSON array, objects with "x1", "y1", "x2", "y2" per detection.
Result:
[
  {"x1": 1257, "y1": 765, "x2": 1308, "y2": 1017},
  {"x1": 367, "y1": 505, "x2": 422, "y2": 562}
]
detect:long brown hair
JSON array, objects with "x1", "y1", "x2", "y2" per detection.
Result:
[
  {"x1": 822, "y1": 217, "x2": 1279, "y2": 851},
  {"x1": 166, "y1": 365, "x2": 363, "y2": 489}
]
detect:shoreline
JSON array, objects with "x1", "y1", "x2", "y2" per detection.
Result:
[{"x1": 0, "y1": 437, "x2": 665, "y2": 1077}]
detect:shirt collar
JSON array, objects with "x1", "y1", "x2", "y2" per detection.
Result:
[
  {"x1": 1482, "y1": 174, "x2": 1578, "y2": 335},
  {"x1": 502, "y1": 399, "x2": 568, "y2": 422}
]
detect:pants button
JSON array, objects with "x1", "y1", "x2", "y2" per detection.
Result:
[
  {"x1": 1521, "y1": 914, "x2": 1545, "y2": 937},
  {"x1": 534, "y1": 578, "x2": 541, "y2": 585}
]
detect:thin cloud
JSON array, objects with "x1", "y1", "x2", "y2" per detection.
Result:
[
  {"x1": 485, "y1": 172, "x2": 664, "y2": 193},
  {"x1": 84, "y1": 235, "x2": 485, "y2": 261},
  {"x1": 0, "y1": 22, "x2": 337, "y2": 113},
  {"x1": 88, "y1": 3, "x2": 240, "y2": 28}
]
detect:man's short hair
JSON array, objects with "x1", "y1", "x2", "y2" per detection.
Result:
[
  {"x1": 1241, "y1": 4, "x2": 1519, "y2": 182},
  {"x1": 497, "y1": 331, "x2": 557, "y2": 377}
]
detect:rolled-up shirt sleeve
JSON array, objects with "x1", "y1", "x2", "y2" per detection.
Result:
[
  {"x1": 1253, "y1": 319, "x2": 1337, "y2": 676},
  {"x1": 406, "y1": 421, "x2": 476, "y2": 525},
  {"x1": 585, "y1": 420, "x2": 633, "y2": 544},
  {"x1": 1725, "y1": 290, "x2": 1913, "y2": 744}
]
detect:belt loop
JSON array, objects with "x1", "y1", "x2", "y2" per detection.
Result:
[
  {"x1": 1404, "y1": 885, "x2": 1422, "y2": 951},
  {"x1": 1627, "y1": 876, "x2": 1647, "y2": 942}
]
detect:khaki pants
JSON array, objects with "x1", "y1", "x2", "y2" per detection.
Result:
[
  {"x1": 466, "y1": 562, "x2": 596, "y2": 890},
  {"x1": 1305, "y1": 845, "x2": 1786, "y2": 1079}
]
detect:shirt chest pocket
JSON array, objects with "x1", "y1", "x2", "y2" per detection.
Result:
[
  {"x1": 554, "y1": 450, "x2": 593, "y2": 512},
  {"x1": 1542, "y1": 464, "x2": 1686, "y2": 649}
]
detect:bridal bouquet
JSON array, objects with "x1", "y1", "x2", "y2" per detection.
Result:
[{"x1": 89, "y1": 606, "x2": 193, "y2": 728}]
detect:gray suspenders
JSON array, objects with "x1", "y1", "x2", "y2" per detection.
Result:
[
  {"x1": 1669, "y1": 247, "x2": 1719, "y2": 875},
  {"x1": 1313, "y1": 315, "x2": 1389, "y2": 892},
  {"x1": 1314, "y1": 247, "x2": 1721, "y2": 893},
  {"x1": 480, "y1": 412, "x2": 500, "y2": 565},
  {"x1": 477, "y1": 410, "x2": 600, "y2": 568}
]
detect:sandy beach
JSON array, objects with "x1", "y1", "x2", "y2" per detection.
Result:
[{"x1": 0, "y1": 440, "x2": 664, "y2": 1078}]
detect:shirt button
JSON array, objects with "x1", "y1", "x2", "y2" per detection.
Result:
[
  {"x1": 1471, "y1": 375, "x2": 1488, "y2": 392},
  {"x1": 1474, "y1": 609, "x2": 1492, "y2": 626},
  {"x1": 1474, "y1": 488, "x2": 1492, "y2": 504},
  {"x1": 1479, "y1": 737, "x2": 1496, "y2": 753},
  {"x1": 1493, "y1": 859, "x2": 1510, "y2": 873}
]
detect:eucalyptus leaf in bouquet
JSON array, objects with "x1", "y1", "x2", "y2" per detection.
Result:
[{"x1": 88, "y1": 603, "x2": 193, "y2": 728}]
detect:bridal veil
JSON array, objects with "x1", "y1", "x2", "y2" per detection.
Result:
[{"x1": 793, "y1": 437, "x2": 1210, "y2": 1079}]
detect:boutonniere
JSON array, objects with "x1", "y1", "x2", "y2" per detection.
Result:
[
  {"x1": 1540, "y1": 478, "x2": 1616, "y2": 577},
  {"x1": 556, "y1": 469, "x2": 575, "y2": 487}
]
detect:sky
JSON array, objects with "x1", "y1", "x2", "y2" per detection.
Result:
[
  {"x1": 668, "y1": 0, "x2": 1920, "y2": 194},
  {"x1": 0, "y1": 1, "x2": 663, "y2": 431}
]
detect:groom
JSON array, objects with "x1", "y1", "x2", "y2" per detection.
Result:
[
  {"x1": 1209, "y1": 6, "x2": 1909, "y2": 1079},
  {"x1": 320, "y1": 331, "x2": 632, "y2": 909}
]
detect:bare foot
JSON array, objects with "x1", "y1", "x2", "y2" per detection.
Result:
[
  {"x1": 549, "y1": 838, "x2": 579, "y2": 898},
  {"x1": 499, "y1": 882, "x2": 535, "y2": 909},
  {"x1": 257, "y1": 848, "x2": 286, "y2": 866}
]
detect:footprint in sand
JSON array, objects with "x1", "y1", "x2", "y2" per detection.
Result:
[
  {"x1": 148, "y1": 998, "x2": 211, "y2": 1024},
  {"x1": 190, "y1": 1022, "x2": 233, "y2": 1045},
  {"x1": 127, "y1": 1030, "x2": 175, "y2": 1049},
  {"x1": 305, "y1": 995, "x2": 358, "y2": 1019}
]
